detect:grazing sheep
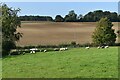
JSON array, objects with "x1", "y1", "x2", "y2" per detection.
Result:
[
  {"x1": 65, "y1": 47, "x2": 68, "y2": 50},
  {"x1": 85, "y1": 47, "x2": 90, "y2": 49},
  {"x1": 60, "y1": 48, "x2": 66, "y2": 51},
  {"x1": 10, "y1": 49, "x2": 18, "y2": 55},
  {"x1": 30, "y1": 51, "x2": 33, "y2": 53},
  {"x1": 97, "y1": 46, "x2": 101, "y2": 49},
  {"x1": 30, "y1": 50, "x2": 35, "y2": 54},
  {"x1": 30, "y1": 48, "x2": 38, "y2": 51},
  {"x1": 44, "y1": 50, "x2": 47, "y2": 52},
  {"x1": 101, "y1": 46, "x2": 105, "y2": 49},
  {"x1": 30, "y1": 48, "x2": 38, "y2": 53},
  {"x1": 23, "y1": 52, "x2": 25, "y2": 55},
  {"x1": 10, "y1": 49, "x2": 17, "y2": 54},
  {"x1": 105, "y1": 46, "x2": 109, "y2": 48},
  {"x1": 33, "y1": 51, "x2": 35, "y2": 53},
  {"x1": 54, "y1": 48, "x2": 59, "y2": 51}
]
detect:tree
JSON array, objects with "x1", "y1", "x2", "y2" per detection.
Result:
[
  {"x1": 64, "y1": 10, "x2": 77, "y2": 22},
  {"x1": 82, "y1": 10, "x2": 118, "y2": 22},
  {"x1": 92, "y1": 17, "x2": 116, "y2": 46},
  {"x1": 54, "y1": 15, "x2": 64, "y2": 22},
  {"x1": 2, "y1": 4, "x2": 22, "y2": 56}
]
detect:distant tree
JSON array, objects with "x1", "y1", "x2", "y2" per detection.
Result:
[
  {"x1": 19, "y1": 16, "x2": 53, "y2": 21},
  {"x1": 54, "y1": 15, "x2": 64, "y2": 22},
  {"x1": 2, "y1": 4, "x2": 22, "y2": 56},
  {"x1": 71, "y1": 41, "x2": 76, "y2": 47},
  {"x1": 92, "y1": 17, "x2": 116, "y2": 46},
  {"x1": 64, "y1": 10, "x2": 77, "y2": 22},
  {"x1": 78, "y1": 14, "x2": 83, "y2": 20},
  {"x1": 83, "y1": 10, "x2": 118, "y2": 22}
]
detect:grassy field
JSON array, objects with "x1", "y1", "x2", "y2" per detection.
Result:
[
  {"x1": 17, "y1": 22, "x2": 118, "y2": 46},
  {"x1": 2, "y1": 47, "x2": 118, "y2": 78}
]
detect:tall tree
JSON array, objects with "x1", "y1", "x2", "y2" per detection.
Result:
[
  {"x1": 92, "y1": 17, "x2": 116, "y2": 46},
  {"x1": 2, "y1": 4, "x2": 22, "y2": 56},
  {"x1": 64, "y1": 10, "x2": 77, "y2": 22},
  {"x1": 54, "y1": 15, "x2": 64, "y2": 22}
]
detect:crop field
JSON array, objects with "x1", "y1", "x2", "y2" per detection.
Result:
[
  {"x1": 17, "y1": 22, "x2": 118, "y2": 46},
  {"x1": 2, "y1": 47, "x2": 118, "y2": 78}
]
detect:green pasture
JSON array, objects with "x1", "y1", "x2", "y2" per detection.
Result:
[{"x1": 2, "y1": 47, "x2": 118, "y2": 78}]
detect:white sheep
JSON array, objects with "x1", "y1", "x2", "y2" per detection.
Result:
[
  {"x1": 54, "y1": 48, "x2": 59, "y2": 51},
  {"x1": 60, "y1": 48, "x2": 66, "y2": 51},
  {"x1": 30, "y1": 48, "x2": 38, "y2": 53},
  {"x1": 85, "y1": 47, "x2": 90, "y2": 49},
  {"x1": 44, "y1": 49, "x2": 47, "y2": 52},
  {"x1": 105, "y1": 46, "x2": 109, "y2": 48},
  {"x1": 30, "y1": 50, "x2": 35, "y2": 53},
  {"x1": 97, "y1": 46, "x2": 101, "y2": 49},
  {"x1": 30, "y1": 48, "x2": 38, "y2": 51},
  {"x1": 65, "y1": 47, "x2": 68, "y2": 50}
]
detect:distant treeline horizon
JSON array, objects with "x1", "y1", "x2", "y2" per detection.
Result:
[{"x1": 19, "y1": 10, "x2": 119, "y2": 22}]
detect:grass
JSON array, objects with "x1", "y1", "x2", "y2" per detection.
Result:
[{"x1": 2, "y1": 47, "x2": 118, "y2": 78}]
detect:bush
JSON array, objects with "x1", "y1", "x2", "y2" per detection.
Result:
[
  {"x1": 70, "y1": 41, "x2": 77, "y2": 47},
  {"x1": 58, "y1": 44, "x2": 70, "y2": 48},
  {"x1": 2, "y1": 41, "x2": 16, "y2": 56}
]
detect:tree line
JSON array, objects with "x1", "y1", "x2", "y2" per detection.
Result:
[
  {"x1": 19, "y1": 10, "x2": 120, "y2": 22},
  {"x1": 19, "y1": 15, "x2": 53, "y2": 21}
]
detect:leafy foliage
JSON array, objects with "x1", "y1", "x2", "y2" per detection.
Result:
[
  {"x1": 54, "y1": 15, "x2": 64, "y2": 22},
  {"x1": 82, "y1": 10, "x2": 118, "y2": 22},
  {"x1": 92, "y1": 17, "x2": 116, "y2": 46},
  {"x1": 64, "y1": 10, "x2": 77, "y2": 22},
  {"x1": 2, "y1": 4, "x2": 22, "y2": 56},
  {"x1": 19, "y1": 10, "x2": 119, "y2": 22},
  {"x1": 19, "y1": 15, "x2": 53, "y2": 21}
]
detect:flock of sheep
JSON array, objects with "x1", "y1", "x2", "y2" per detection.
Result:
[
  {"x1": 29, "y1": 46, "x2": 109, "y2": 53},
  {"x1": 29, "y1": 47, "x2": 68, "y2": 53},
  {"x1": 85, "y1": 46, "x2": 109, "y2": 49},
  {"x1": 10, "y1": 46, "x2": 109, "y2": 54}
]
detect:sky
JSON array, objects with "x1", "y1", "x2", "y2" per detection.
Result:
[{"x1": 5, "y1": 2, "x2": 118, "y2": 19}]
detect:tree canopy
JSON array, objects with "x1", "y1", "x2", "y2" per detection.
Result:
[
  {"x1": 82, "y1": 10, "x2": 118, "y2": 22},
  {"x1": 55, "y1": 15, "x2": 64, "y2": 22},
  {"x1": 2, "y1": 4, "x2": 22, "y2": 56},
  {"x1": 19, "y1": 15, "x2": 53, "y2": 21},
  {"x1": 64, "y1": 10, "x2": 77, "y2": 22},
  {"x1": 19, "y1": 10, "x2": 119, "y2": 22},
  {"x1": 92, "y1": 17, "x2": 116, "y2": 46}
]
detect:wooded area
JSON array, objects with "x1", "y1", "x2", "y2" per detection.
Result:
[{"x1": 19, "y1": 10, "x2": 119, "y2": 22}]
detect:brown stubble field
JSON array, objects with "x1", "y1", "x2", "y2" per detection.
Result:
[{"x1": 17, "y1": 22, "x2": 118, "y2": 46}]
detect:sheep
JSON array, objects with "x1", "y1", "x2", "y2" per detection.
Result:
[
  {"x1": 97, "y1": 46, "x2": 101, "y2": 49},
  {"x1": 30, "y1": 48, "x2": 38, "y2": 51},
  {"x1": 10, "y1": 49, "x2": 17, "y2": 54},
  {"x1": 59, "y1": 48, "x2": 66, "y2": 51},
  {"x1": 85, "y1": 47, "x2": 90, "y2": 49},
  {"x1": 30, "y1": 51, "x2": 33, "y2": 53},
  {"x1": 23, "y1": 52, "x2": 25, "y2": 55},
  {"x1": 10, "y1": 49, "x2": 17, "y2": 55},
  {"x1": 65, "y1": 47, "x2": 68, "y2": 50},
  {"x1": 30, "y1": 48, "x2": 38, "y2": 53},
  {"x1": 44, "y1": 49, "x2": 47, "y2": 52},
  {"x1": 30, "y1": 50, "x2": 36, "y2": 54},
  {"x1": 105, "y1": 46, "x2": 109, "y2": 48},
  {"x1": 54, "y1": 48, "x2": 59, "y2": 51}
]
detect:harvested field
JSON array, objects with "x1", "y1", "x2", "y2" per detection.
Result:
[{"x1": 17, "y1": 22, "x2": 118, "y2": 46}]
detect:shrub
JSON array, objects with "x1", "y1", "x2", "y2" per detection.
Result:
[{"x1": 2, "y1": 41, "x2": 16, "y2": 56}]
